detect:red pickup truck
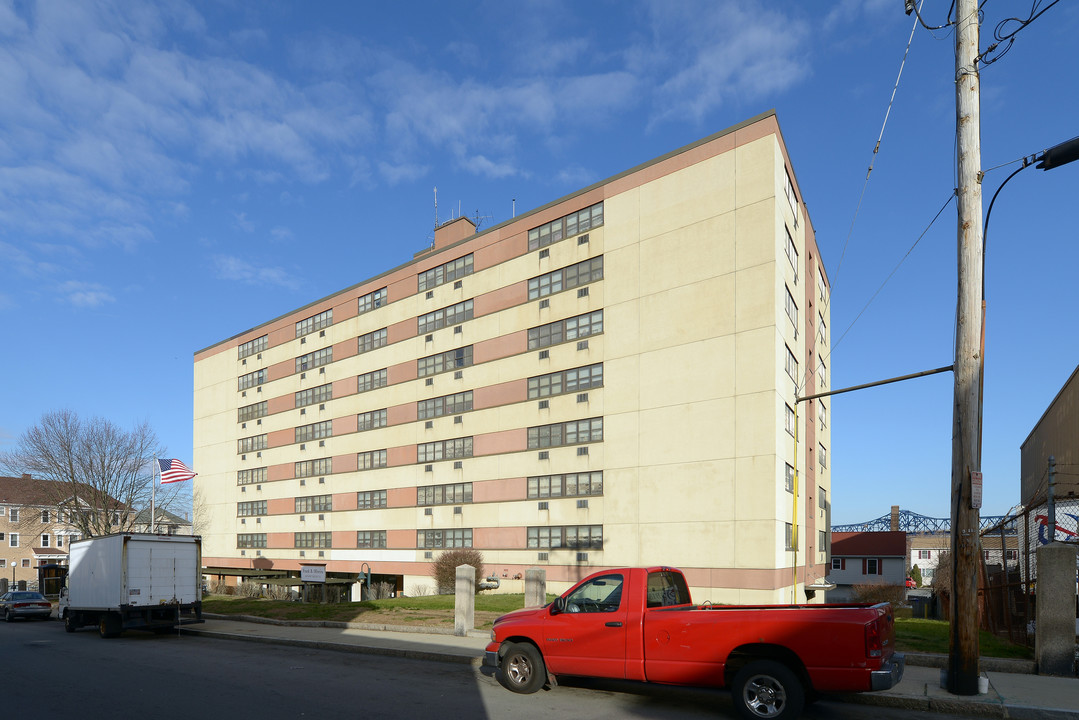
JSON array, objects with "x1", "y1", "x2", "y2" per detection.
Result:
[{"x1": 485, "y1": 567, "x2": 904, "y2": 720}]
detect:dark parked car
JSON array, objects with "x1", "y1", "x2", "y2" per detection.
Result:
[{"x1": 1, "y1": 591, "x2": 53, "y2": 621}]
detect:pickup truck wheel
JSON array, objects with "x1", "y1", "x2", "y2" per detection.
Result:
[
  {"x1": 497, "y1": 642, "x2": 546, "y2": 694},
  {"x1": 732, "y1": 660, "x2": 804, "y2": 720}
]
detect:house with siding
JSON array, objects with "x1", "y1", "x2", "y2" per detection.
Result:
[{"x1": 826, "y1": 530, "x2": 907, "y2": 601}]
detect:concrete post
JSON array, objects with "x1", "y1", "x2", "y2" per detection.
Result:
[
  {"x1": 454, "y1": 564, "x2": 475, "y2": 637},
  {"x1": 524, "y1": 567, "x2": 547, "y2": 608},
  {"x1": 1034, "y1": 542, "x2": 1078, "y2": 676}
]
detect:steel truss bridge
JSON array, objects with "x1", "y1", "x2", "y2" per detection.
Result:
[{"x1": 831, "y1": 509, "x2": 1018, "y2": 535}]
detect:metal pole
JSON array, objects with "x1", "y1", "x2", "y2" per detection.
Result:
[{"x1": 948, "y1": 0, "x2": 984, "y2": 696}]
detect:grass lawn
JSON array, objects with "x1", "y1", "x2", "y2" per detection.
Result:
[{"x1": 895, "y1": 618, "x2": 1033, "y2": 659}]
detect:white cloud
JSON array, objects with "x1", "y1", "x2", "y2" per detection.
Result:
[
  {"x1": 59, "y1": 280, "x2": 115, "y2": 308},
  {"x1": 232, "y1": 212, "x2": 255, "y2": 233},
  {"x1": 211, "y1": 254, "x2": 299, "y2": 290}
]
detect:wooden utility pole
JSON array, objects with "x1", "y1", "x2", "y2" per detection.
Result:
[{"x1": 949, "y1": 0, "x2": 984, "y2": 696}]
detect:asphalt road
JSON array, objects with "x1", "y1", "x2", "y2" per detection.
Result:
[{"x1": 2, "y1": 618, "x2": 971, "y2": 720}]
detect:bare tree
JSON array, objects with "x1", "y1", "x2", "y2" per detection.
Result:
[{"x1": 1, "y1": 410, "x2": 170, "y2": 537}]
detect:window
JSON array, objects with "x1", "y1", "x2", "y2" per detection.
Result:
[
  {"x1": 237, "y1": 534, "x2": 266, "y2": 548},
  {"x1": 357, "y1": 530, "x2": 387, "y2": 548},
  {"x1": 528, "y1": 363, "x2": 603, "y2": 399},
  {"x1": 527, "y1": 525, "x2": 603, "y2": 549},
  {"x1": 238, "y1": 368, "x2": 266, "y2": 391},
  {"x1": 784, "y1": 464, "x2": 794, "y2": 493},
  {"x1": 295, "y1": 495, "x2": 332, "y2": 513},
  {"x1": 357, "y1": 450, "x2": 387, "y2": 470},
  {"x1": 918, "y1": 550, "x2": 932, "y2": 560},
  {"x1": 357, "y1": 409, "x2": 388, "y2": 431},
  {"x1": 41, "y1": 510, "x2": 49, "y2": 523},
  {"x1": 296, "y1": 420, "x2": 332, "y2": 444},
  {"x1": 527, "y1": 472, "x2": 603, "y2": 498},
  {"x1": 785, "y1": 405, "x2": 796, "y2": 436},
  {"x1": 238, "y1": 467, "x2": 267, "y2": 485},
  {"x1": 358, "y1": 287, "x2": 387, "y2": 314},
  {"x1": 8, "y1": 533, "x2": 17, "y2": 547},
  {"x1": 358, "y1": 369, "x2": 388, "y2": 393},
  {"x1": 418, "y1": 254, "x2": 473, "y2": 292},
  {"x1": 238, "y1": 401, "x2": 268, "y2": 423},
  {"x1": 819, "y1": 530, "x2": 827, "y2": 553},
  {"x1": 417, "y1": 482, "x2": 472, "y2": 506},
  {"x1": 528, "y1": 256, "x2": 604, "y2": 300},
  {"x1": 296, "y1": 309, "x2": 333, "y2": 338},
  {"x1": 527, "y1": 310, "x2": 603, "y2": 350},
  {"x1": 818, "y1": 358, "x2": 828, "y2": 387},
  {"x1": 295, "y1": 383, "x2": 332, "y2": 408},
  {"x1": 784, "y1": 286, "x2": 798, "y2": 328},
  {"x1": 56, "y1": 535, "x2": 64, "y2": 548},
  {"x1": 818, "y1": 399, "x2": 828, "y2": 430},
  {"x1": 818, "y1": 313, "x2": 827, "y2": 344},
  {"x1": 357, "y1": 490, "x2": 387, "y2": 509},
  {"x1": 783, "y1": 168, "x2": 797, "y2": 212},
  {"x1": 418, "y1": 391, "x2": 473, "y2": 419},
  {"x1": 8, "y1": 508, "x2": 17, "y2": 522},
  {"x1": 785, "y1": 523, "x2": 796, "y2": 550},
  {"x1": 358, "y1": 328, "x2": 388, "y2": 354},
  {"x1": 238, "y1": 434, "x2": 267, "y2": 454},
  {"x1": 237, "y1": 501, "x2": 267, "y2": 517},
  {"x1": 41, "y1": 534, "x2": 50, "y2": 547},
  {"x1": 418, "y1": 299, "x2": 474, "y2": 334},
  {"x1": 832, "y1": 557, "x2": 843, "y2": 570},
  {"x1": 418, "y1": 346, "x2": 473, "y2": 377},
  {"x1": 818, "y1": 443, "x2": 827, "y2": 469},
  {"x1": 295, "y1": 532, "x2": 332, "y2": 548},
  {"x1": 646, "y1": 570, "x2": 691, "y2": 608},
  {"x1": 238, "y1": 335, "x2": 267, "y2": 359},
  {"x1": 295, "y1": 458, "x2": 332, "y2": 478},
  {"x1": 785, "y1": 227, "x2": 798, "y2": 270},
  {"x1": 417, "y1": 437, "x2": 473, "y2": 463},
  {"x1": 296, "y1": 347, "x2": 332, "y2": 373},
  {"x1": 1006, "y1": 549, "x2": 1019, "y2": 561},
  {"x1": 818, "y1": 486, "x2": 828, "y2": 512},
  {"x1": 785, "y1": 346, "x2": 798, "y2": 381},
  {"x1": 527, "y1": 418, "x2": 603, "y2": 449},
  {"x1": 417, "y1": 528, "x2": 472, "y2": 549},
  {"x1": 818, "y1": 269, "x2": 827, "y2": 304},
  {"x1": 866, "y1": 558, "x2": 880, "y2": 575},
  {"x1": 528, "y1": 201, "x2": 604, "y2": 251}
]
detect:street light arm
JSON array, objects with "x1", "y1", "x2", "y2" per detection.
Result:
[{"x1": 1035, "y1": 136, "x2": 1079, "y2": 171}]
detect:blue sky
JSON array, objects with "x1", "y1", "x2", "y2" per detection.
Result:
[{"x1": 1, "y1": 0, "x2": 1076, "y2": 526}]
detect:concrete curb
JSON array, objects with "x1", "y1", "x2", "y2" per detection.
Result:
[
  {"x1": 904, "y1": 651, "x2": 1037, "y2": 674},
  {"x1": 202, "y1": 612, "x2": 489, "y2": 639}
]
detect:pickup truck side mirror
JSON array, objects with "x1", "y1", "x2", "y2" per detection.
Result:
[{"x1": 550, "y1": 597, "x2": 566, "y2": 615}]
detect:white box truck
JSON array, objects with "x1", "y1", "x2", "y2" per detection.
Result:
[{"x1": 58, "y1": 533, "x2": 203, "y2": 637}]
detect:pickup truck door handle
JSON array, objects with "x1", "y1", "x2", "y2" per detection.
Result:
[{"x1": 605, "y1": 621, "x2": 623, "y2": 627}]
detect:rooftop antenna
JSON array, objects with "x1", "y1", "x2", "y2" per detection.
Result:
[
  {"x1": 471, "y1": 209, "x2": 494, "y2": 231},
  {"x1": 433, "y1": 186, "x2": 439, "y2": 230},
  {"x1": 512, "y1": 198, "x2": 516, "y2": 218}
]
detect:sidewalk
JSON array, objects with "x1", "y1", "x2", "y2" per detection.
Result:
[{"x1": 183, "y1": 615, "x2": 1079, "y2": 719}]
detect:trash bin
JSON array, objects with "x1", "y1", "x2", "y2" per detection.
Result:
[{"x1": 910, "y1": 596, "x2": 929, "y2": 619}]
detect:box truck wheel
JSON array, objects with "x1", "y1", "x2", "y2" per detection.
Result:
[
  {"x1": 64, "y1": 613, "x2": 78, "y2": 633},
  {"x1": 98, "y1": 614, "x2": 122, "y2": 638}
]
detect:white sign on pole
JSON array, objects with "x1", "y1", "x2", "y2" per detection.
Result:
[{"x1": 300, "y1": 564, "x2": 326, "y2": 583}]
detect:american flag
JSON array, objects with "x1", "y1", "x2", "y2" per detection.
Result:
[{"x1": 159, "y1": 458, "x2": 197, "y2": 484}]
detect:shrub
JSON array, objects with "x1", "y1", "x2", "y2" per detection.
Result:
[
  {"x1": 851, "y1": 582, "x2": 907, "y2": 610},
  {"x1": 431, "y1": 548, "x2": 485, "y2": 594},
  {"x1": 909, "y1": 564, "x2": 923, "y2": 587}
]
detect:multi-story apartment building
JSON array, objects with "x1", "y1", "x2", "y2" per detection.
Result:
[
  {"x1": 193, "y1": 110, "x2": 832, "y2": 603},
  {"x1": 0, "y1": 475, "x2": 88, "y2": 587}
]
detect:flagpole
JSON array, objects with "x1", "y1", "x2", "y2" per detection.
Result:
[{"x1": 151, "y1": 456, "x2": 157, "y2": 534}]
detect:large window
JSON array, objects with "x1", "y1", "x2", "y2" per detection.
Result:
[
  {"x1": 358, "y1": 369, "x2": 388, "y2": 393},
  {"x1": 358, "y1": 450, "x2": 387, "y2": 470},
  {"x1": 296, "y1": 420, "x2": 332, "y2": 444},
  {"x1": 238, "y1": 335, "x2": 267, "y2": 359},
  {"x1": 357, "y1": 530, "x2": 387, "y2": 548},
  {"x1": 418, "y1": 254, "x2": 473, "y2": 291},
  {"x1": 238, "y1": 467, "x2": 266, "y2": 485},
  {"x1": 296, "y1": 309, "x2": 332, "y2": 338},
  {"x1": 357, "y1": 409, "x2": 388, "y2": 431},
  {"x1": 238, "y1": 369, "x2": 265, "y2": 391},
  {"x1": 785, "y1": 286, "x2": 798, "y2": 328},
  {"x1": 418, "y1": 437, "x2": 473, "y2": 463},
  {"x1": 237, "y1": 534, "x2": 266, "y2": 549},
  {"x1": 418, "y1": 346, "x2": 473, "y2": 377},
  {"x1": 357, "y1": 490, "x2": 387, "y2": 509},
  {"x1": 528, "y1": 201, "x2": 604, "y2": 251},
  {"x1": 527, "y1": 472, "x2": 603, "y2": 498},
  {"x1": 295, "y1": 458, "x2": 332, "y2": 478},
  {"x1": 528, "y1": 363, "x2": 603, "y2": 399},
  {"x1": 237, "y1": 501, "x2": 267, "y2": 517},
  {"x1": 528, "y1": 310, "x2": 603, "y2": 350},
  {"x1": 417, "y1": 528, "x2": 472, "y2": 549},
  {"x1": 238, "y1": 435, "x2": 267, "y2": 454},
  {"x1": 527, "y1": 418, "x2": 603, "y2": 448},
  {"x1": 238, "y1": 401, "x2": 267, "y2": 423},
  {"x1": 295, "y1": 495, "x2": 332, "y2": 513},
  {"x1": 784, "y1": 464, "x2": 795, "y2": 493},
  {"x1": 295, "y1": 532, "x2": 332, "y2": 548},
  {"x1": 419, "y1": 299, "x2": 474, "y2": 334},
  {"x1": 358, "y1": 287, "x2": 387, "y2": 314},
  {"x1": 785, "y1": 346, "x2": 798, "y2": 381},
  {"x1": 527, "y1": 525, "x2": 603, "y2": 549},
  {"x1": 358, "y1": 328, "x2": 388, "y2": 354},
  {"x1": 417, "y1": 482, "x2": 472, "y2": 506},
  {"x1": 297, "y1": 347, "x2": 332, "y2": 373},
  {"x1": 528, "y1": 256, "x2": 603, "y2": 300},
  {"x1": 296, "y1": 383, "x2": 332, "y2": 408},
  {"x1": 418, "y1": 391, "x2": 473, "y2": 419}
]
